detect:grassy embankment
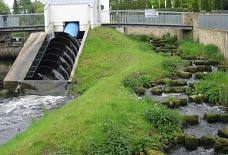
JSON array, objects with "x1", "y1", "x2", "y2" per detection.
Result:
[{"x1": 0, "y1": 26, "x2": 181, "y2": 154}]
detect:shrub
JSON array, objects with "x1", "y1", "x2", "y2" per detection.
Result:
[
  {"x1": 139, "y1": 35, "x2": 148, "y2": 42},
  {"x1": 122, "y1": 72, "x2": 151, "y2": 91},
  {"x1": 177, "y1": 41, "x2": 203, "y2": 57},
  {"x1": 194, "y1": 71, "x2": 228, "y2": 106},
  {"x1": 203, "y1": 44, "x2": 224, "y2": 61},
  {"x1": 161, "y1": 56, "x2": 189, "y2": 76},
  {"x1": 89, "y1": 120, "x2": 131, "y2": 155},
  {"x1": 143, "y1": 105, "x2": 181, "y2": 141}
]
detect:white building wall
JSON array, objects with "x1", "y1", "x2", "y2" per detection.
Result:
[
  {"x1": 100, "y1": 0, "x2": 110, "y2": 23},
  {"x1": 90, "y1": 0, "x2": 101, "y2": 28},
  {"x1": 44, "y1": 0, "x2": 110, "y2": 32},
  {"x1": 48, "y1": 4, "x2": 91, "y2": 32}
]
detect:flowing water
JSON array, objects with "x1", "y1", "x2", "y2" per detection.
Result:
[
  {"x1": 0, "y1": 95, "x2": 72, "y2": 146},
  {"x1": 145, "y1": 62, "x2": 228, "y2": 154}
]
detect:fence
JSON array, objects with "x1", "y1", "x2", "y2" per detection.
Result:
[
  {"x1": 108, "y1": 10, "x2": 183, "y2": 25},
  {"x1": 0, "y1": 13, "x2": 44, "y2": 27},
  {"x1": 198, "y1": 14, "x2": 228, "y2": 31}
]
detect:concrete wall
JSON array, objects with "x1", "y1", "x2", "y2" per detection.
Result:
[
  {"x1": 191, "y1": 12, "x2": 228, "y2": 58},
  {"x1": 117, "y1": 12, "x2": 228, "y2": 59},
  {"x1": 125, "y1": 28, "x2": 183, "y2": 40}
]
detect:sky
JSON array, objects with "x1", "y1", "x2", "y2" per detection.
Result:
[{"x1": 4, "y1": 0, "x2": 47, "y2": 8}]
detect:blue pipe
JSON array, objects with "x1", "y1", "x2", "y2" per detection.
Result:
[{"x1": 64, "y1": 22, "x2": 79, "y2": 37}]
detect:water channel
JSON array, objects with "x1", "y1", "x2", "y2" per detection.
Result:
[
  {"x1": 145, "y1": 60, "x2": 228, "y2": 154},
  {"x1": 0, "y1": 95, "x2": 73, "y2": 146}
]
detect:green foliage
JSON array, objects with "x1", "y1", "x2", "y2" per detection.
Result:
[
  {"x1": 31, "y1": 1, "x2": 44, "y2": 13},
  {"x1": 13, "y1": 0, "x2": 20, "y2": 14},
  {"x1": 203, "y1": 44, "x2": 224, "y2": 61},
  {"x1": 160, "y1": 0, "x2": 165, "y2": 8},
  {"x1": 178, "y1": 41, "x2": 203, "y2": 57},
  {"x1": 161, "y1": 56, "x2": 189, "y2": 76},
  {"x1": 0, "y1": 0, "x2": 10, "y2": 13},
  {"x1": 195, "y1": 71, "x2": 228, "y2": 106},
  {"x1": 143, "y1": 105, "x2": 181, "y2": 141},
  {"x1": 127, "y1": 34, "x2": 140, "y2": 41},
  {"x1": 201, "y1": 0, "x2": 210, "y2": 11},
  {"x1": 192, "y1": 0, "x2": 200, "y2": 11},
  {"x1": 110, "y1": 0, "x2": 151, "y2": 10},
  {"x1": 161, "y1": 33, "x2": 178, "y2": 44},
  {"x1": 166, "y1": 0, "x2": 172, "y2": 8},
  {"x1": 212, "y1": 0, "x2": 223, "y2": 10},
  {"x1": 122, "y1": 72, "x2": 151, "y2": 91},
  {"x1": 18, "y1": 0, "x2": 33, "y2": 13},
  {"x1": 139, "y1": 35, "x2": 148, "y2": 42},
  {"x1": 174, "y1": 0, "x2": 181, "y2": 8},
  {"x1": 89, "y1": 120, "x2": 131, "y2": 155}
]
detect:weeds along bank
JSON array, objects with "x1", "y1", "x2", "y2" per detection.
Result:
[{"x1": 0, "y1": 26, "x2": 226, "y2": 155}]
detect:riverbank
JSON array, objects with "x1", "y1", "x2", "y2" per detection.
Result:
[{"x1": 0, "y1": 26, "x2": 177, "y2": 154}]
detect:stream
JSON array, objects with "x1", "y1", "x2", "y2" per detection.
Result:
[
  {"x1": 0, "y1": 95, "x2": 72, "y2": 146},
  {"x1": 146, "y1": 60, "x2": 228, "y2": 154}
]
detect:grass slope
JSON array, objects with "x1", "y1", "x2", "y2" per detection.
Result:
[{"x1": 0, "y1": 26, "x2": 171, "y2": 155}]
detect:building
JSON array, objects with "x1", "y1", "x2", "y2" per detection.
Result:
[{"x1": 44, "y1": 0, "x2": 110, "y2": 33}]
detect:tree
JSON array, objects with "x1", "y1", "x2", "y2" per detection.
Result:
[
  {"x1": 212, "y1": 0, "x2": 223, "y2": 10},
  {"x1": 174, "y1": 0, "x2": 181, "y2": 8},
  {"x1": 223, "y1": 0, "x2": 228, "y2": 9},
  {"x1": 160, "y1": 0, "x2": 165, "y2": 8},
  {"x1": 18, "y1": 0, "x2": 32, "y2": 13},
  {"x1": 148, "y1": 0, "x2": 159, "y2": 8},
  {"x1": 166, "y1": 0, "x2": 172, "y2": 8},
  {"x1": 13, "y1": 0, "x2": 20, "y2": 14},
  {"x1": 0, "y1": 0, "x2": 10, "y2": 13},
  {"x1": 192, "y1": 0, "x2": 199, "y2": 11},
  {"x1": 201, "y1": 0, "x2": 210, "y2": 11},
  {"x1": 31, "y1": 0, "x2": 44, "y2": 13}
]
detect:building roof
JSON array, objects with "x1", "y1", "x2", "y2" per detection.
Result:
[{"x1": 44, "y1": 0, "x2": 96, "y2": 9}]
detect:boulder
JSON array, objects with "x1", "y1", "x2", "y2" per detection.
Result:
[
  {"x1": 214, "y1": 138, "x2": 228, "y2": 153},
  {"x1": 185, "y1": 134, "x2": 199, "y2": 150},
  {"x1": 177, "y1": 98, "x2": 188, "y2": 106},
  {"x1": 144, "y1": 149, "x2": 165, "y2": 155},
  {"x1": 218, "y1": 126, "x2": 228, "y2": 138},
  {"x1": 220, "y1": 113, "x2": 228, "y2": 123},
  {"x1": 151, "y1": 86, "x2": 163, "y2": 95},
  {"x1": 135, "y1": 87, "x2": 146, "y2": 96},
  {"x1": 195, "y1": 72, "x2": 207, "y2": 79},
  {"x1": 194, "y1": 60, "x2": 205, "y2": 65},
  {"x1": 200, "y1": 134, "x2": 216, "y2": 149},
  {"x1": 181, "y1": 115, "x2": 199, "y2": 125},
  {"x1": 197, "y1": 66, "x2": 205, "y2": 72},
  {"x1": 162, "y1": 79, "x2": 176, "y2": 86},
  {"x1": 187, "y1": 66, "x2": 198, "y2": 73},
  {"x1": 174, "y1": 132, "x2": 187, "y2": 144},
  {"x1": 176, "y1": 80, "x2": 187, "y2": 86},
  {"x1": 188, "y1": 94, "x2": 208, "y2": 104},
  {"x1": 205, "y1": 66, "x2": 212, "y2": 72},
  {"x1": 177, "y1": 70, "x2": 192, "y2": 79},
  {"x1": 203, "y1": 113, "x2": 220, "y2": 123},
  {"x1": 188, "y1": 95, "x2": 202, "y2": 104}
]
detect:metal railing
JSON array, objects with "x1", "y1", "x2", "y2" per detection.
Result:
[
  {"x1": 198, "y1": 14, "x2": 228, "y2": 31},
  {"x1": 106, "y1": 10, "x2": 183, "y2": 25},
  {"x1": 0, "y1": 13, "x2": 44, "y2": 27},
  {"x1": 1, "y1": 11, "x2": 185, "y2": 28}
]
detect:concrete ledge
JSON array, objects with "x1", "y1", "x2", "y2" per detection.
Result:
[{"x1": 4, "y1": 32, "x2": 47, "y2": 91}]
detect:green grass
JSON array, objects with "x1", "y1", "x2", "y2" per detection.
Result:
[
  {"x1": 177, "y1": 41, "x2": 224, "y2": 61},
  {"x1": 0, "y1": 26, "x2": 181, "y2": 154},
  {"x1": 177, "y1": 40, "x2": 203, "y2": 57}
]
